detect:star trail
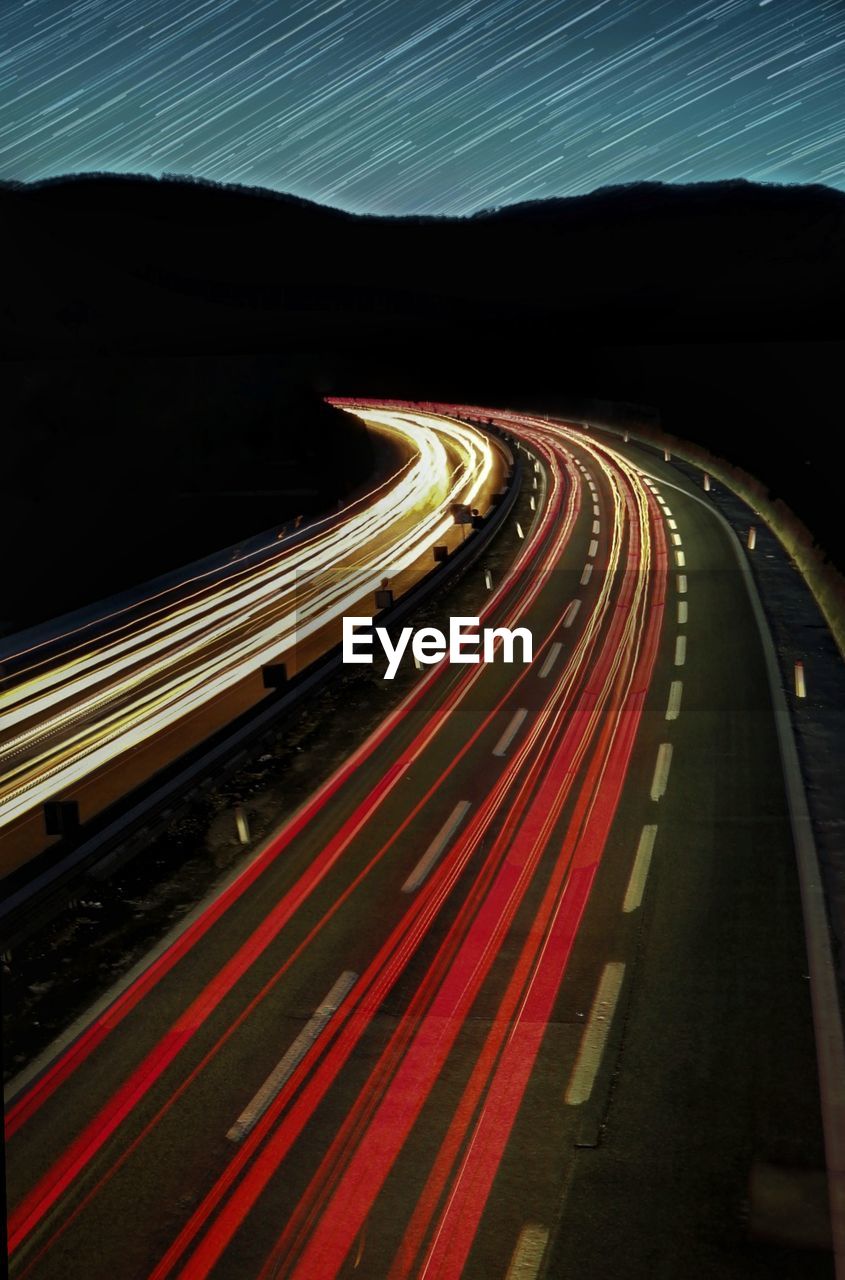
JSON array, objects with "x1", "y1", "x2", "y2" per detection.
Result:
[{"x1": 1, "y1": 0, "x2": 843, "y2": 214}]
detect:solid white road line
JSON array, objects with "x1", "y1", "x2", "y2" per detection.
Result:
[
  {"x1": 227, "y1": 970, "x2": 358, "y2": 1142},
  {"x1": 677, "y1": 601, "x2": 688, "y2": 624},
  {"x1": 493, "y1": 708, "x2": 529, "y2": 758},
  {"x1": 565, "y1": 962, "x2": 626, "y2": 1105},
  {"x1": 505, "y1": 1224, "x2": 550, "y2": 1280},
  {"x1": 563, "y1": 599, "x2": 582, "y2": 628},
  {"x1": 538, "y1": 641, "x2": 563, "y2": 679},
  {"x1": 674, "y1": 636, "x2": 687, "y2": 666},
  {"x1": 623, "y1": 826, "x2": 658, "y2": 913},
  {"x1": 676, "y1": 549, "x2": 686, "y2": 567},
  {"x1": 677, "y1": 574, "x2": 687, "y2": 594},
  {"x1": 588, "y1": 539, "x2": 598, "y2": 557},
  {"x1": 402, "y1": 800, "x2": 472, "y2": 893},
  {"x1": 650, "y1": 743, "x2": 673, "y2": 801},
  {"x1": 665, "y1": 680, "x2": 683, "y2": 720},
  {"x1": 580, "y1": 563, "x2": 593, "y2": 586}
]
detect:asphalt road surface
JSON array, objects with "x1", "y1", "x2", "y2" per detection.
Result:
[{"x1": 3, "y1": 409, "x2": 831, "y2": 1280}]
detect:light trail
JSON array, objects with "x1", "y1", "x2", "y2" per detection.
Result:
[
  {"x1": 6, "y1": 404, "x2": 689, "y2": 1280},
  {"x1": 260, "y1": 433, "x2": 668, "y2": 1280},
  {"x1": 5, "y1": 424, "x2": 575, "y2": 1260},
  {"x1": 146, "y1": 424, "x2": 668, "y2": 1280},
  {"x1": 0, "y1": 411, "x2": 496, "y2": 832}
]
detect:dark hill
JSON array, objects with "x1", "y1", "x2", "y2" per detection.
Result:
[
  {"x1": 2, "y1": 172, "x2": 844, "y2": 611},
  {"x1": 2, "y1": 173, "x2": 843, "y2": 350}
]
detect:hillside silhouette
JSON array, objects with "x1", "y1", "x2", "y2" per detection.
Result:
[{"x1": 2, "y1": 172, "x2": 844, "y2": 626}]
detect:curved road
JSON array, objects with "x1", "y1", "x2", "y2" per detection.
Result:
[{"x1": 3, "y1": 408, "x2": 831, "y2": 1280}]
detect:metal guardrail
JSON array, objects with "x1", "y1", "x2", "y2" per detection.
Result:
[{"x1": 0, "y1": 429, "x2": 522, "y2": 948}]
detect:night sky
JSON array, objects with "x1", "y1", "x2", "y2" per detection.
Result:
[{"x1": 2, "y1": 0, "x2": 843, "y2": 215}]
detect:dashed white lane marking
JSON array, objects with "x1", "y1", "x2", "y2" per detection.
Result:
[
  {"x1": 227, "y1": 970, "x2": 358, "y2": 1142},
  {"x1": 565, "y1": 962, "x2": 626, "y2": 1105},
  {"x1": 674, "y1": 635, "x2": 687, "y2": 666},
  {"x1": 563, "y1": 599, "x2": 582, "y2": 628},
  {"x1": 593, "y1": 503, "x2": 600, "y2": 517},
  {"x1": 538, "y1": 641, "x2": 563, "y2": 679},
  {"x1": 505, "y1": 1225, "x2": 550, "y2": 1280},
  {"x1": 493, "y1": 708, "x2": 529, "y2": 758},
  {"x1": 675, "y1": 550, "x2": 686, "y2": 567},
  {"x1": 623, "y1": 826, "x2": 658, "y2": 913},
  {"x1": 592, "y1": 520, "x2": 601, "y2": 535},
  {"x1": 677, "y1": 574, "x2": 687, "y2": 594},
  {"x1": 663, "y1": 506, "x2": 672, "y2": 517},
  {"x1": 665, "y1": 680, "x2": 683, "y2": 719},
  {"x1": 402, "y1": 800, "x2": 472, "y2": 893},
  {"x1": 588, "y1": 538, "x2": 599, "y2": 557},
  {"x1": 671, "y1": 532, "x2": 683, "y2": 547},
  {"x1": 580, "y1": 563, "x2": 593, "y2": 586},
  {"x1": 677, "y1": 601, "x2": 688, "y2": 624},
  {"x1": 650, "y1": 743, "x2": 673, "y2": 801},
  {"x1": 667, "y1": 518, "x2": 677, "y2": 530}
]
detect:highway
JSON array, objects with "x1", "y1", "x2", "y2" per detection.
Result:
[
  {"x1": 0, "y1": 410, "x2": 502, "y2": 873},
  {"x1": 3, "y1": 409, "x2": 831, "y2": 1279}
]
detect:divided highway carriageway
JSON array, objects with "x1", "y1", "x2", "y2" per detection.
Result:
[{"x1": 3, "y1": 404, "x2": 834, "y2": 1280}]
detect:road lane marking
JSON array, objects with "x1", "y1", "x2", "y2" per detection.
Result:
[
  {"x1": 592, "y1": 520, "x2": 600, "y2": 534},
  {"x1": 563, "y1": 599, "x2": 582, "y2": 628},
  {"x1": 593, "y1": 503, "x2": 600, "y2": 517},
  {"x1": 505, "y1": 1224, "x2": 550, "y2": 1280},
  {"x1": 623, "y1": 826, "x2": 658, "y2": 913},
  {"x1": 677, "y1": 574, "x2": 687, "y2": 593},
  {"x1": 667, "y1": 518, "x2": 677, "y2": 530},
  {"x1": 402, "y1": 800, "x2": 472, "y2": 893},
  {"x1": 588, "y1": 539, "x2": 598, "y2": 557},
  {"x1": 565, "y1": 962, "x2": 626, "y2": 1105},
  {"x1": 580, "y1": 563, "x2": 593, "y2": 586},
  {"x1": 493, "y1": 708, "x2": 529, "y2": 758},
  {"x1": 672, "y1": 532, "x2": 682, "y2": 547},
  {"x1": 638, "y1": 466, "x2": 845, "y2": 1271},
  {"x1": 665, "y1": 680, "x2": 683, "y2": 719},
  {"x1": 650, "y1": 743, "x2": 673, "y2": 800},
  {"x1": 677, "y1": 601, "x2": 688, "y2": 624},
  {"x1": 663, "y1": 506, "x2": 672, "y2": 516},
  {"x1": 674, "y1": 636, "x2": 687, "y2": 666},
  {"x1": 227, "y1": 970, "x2": 358, "y2": 1142},
  {"x1": 538, "y1": 642, "x2": 563, "y2": 679},
  {"x1": 676, "y1": 549, "x2": 686, "y2": 567}
]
